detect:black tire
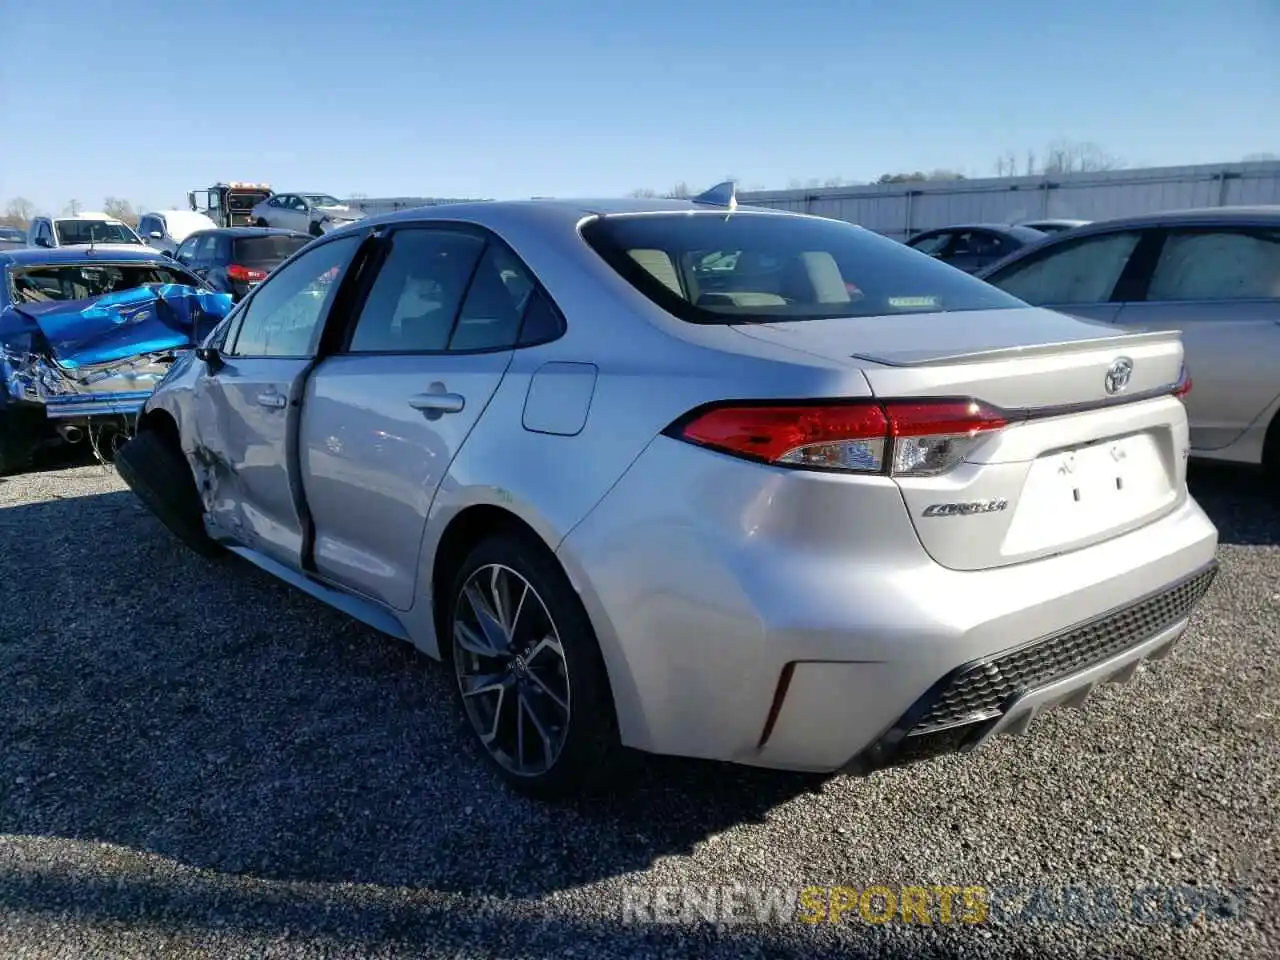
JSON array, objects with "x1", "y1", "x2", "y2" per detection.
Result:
[
  {"x1": 0, "y1": 406, "x2": 41, "y2": 477},
  {"x1": 256, "y1": 218, "x2": 269, "y2": 228},
  {"x1": 1263, "y1": 413, "x2": 1280, "y2": 490},
  {"x1": 115, "y1": 428, "x2": 224, "y2": 558},
  {"x1": 443, "y1": 530, "x2": 625, "y2": 799},
  {"x1": 309, "y1": 220, "x2": 323, "y2": 237}
]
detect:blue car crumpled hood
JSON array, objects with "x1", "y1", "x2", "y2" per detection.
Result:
[
  {"x1": 11, "y1": 283, "x2": 233, "y2": 368},
  {"x1": 1, "y1": 283, "x2": 234, "y2": 415}
]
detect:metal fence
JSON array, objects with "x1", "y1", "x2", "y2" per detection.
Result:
[
  {"x1": 343, "y1": 196, "x2": 489, "y2": 217},
  {"x1": 738, "y1": 160, "x2": 1280, "y2": 240},
  {"x1": 341, "y1": 160, "x2": 1280, "y2": 239}
]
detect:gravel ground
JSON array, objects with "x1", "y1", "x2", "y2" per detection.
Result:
[{"x1": 0, "y1": 456, "x2": 1276, "y2": 960}]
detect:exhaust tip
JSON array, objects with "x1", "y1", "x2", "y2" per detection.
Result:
[{"x1": 57, "y1": 425, "x2": 85, "y2": 444}]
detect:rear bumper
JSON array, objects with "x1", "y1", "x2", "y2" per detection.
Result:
[
  {"x1": 559, "y1": 436, "x2": 1221, "y2": 773},
  {"x1": 41, "y1": 390, "x2": 153, "y2": 419},
  {"x1": 844, "y1": 561, "x2": 1217, "y2": 774}
]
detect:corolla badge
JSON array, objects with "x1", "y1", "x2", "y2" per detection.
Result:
[
  {"x1": 1105, "y1": 357, "x2": 1134, "y2": 395},
  {"x1": 922, "y1": 499, "x2": 1009, "y2": 518}
]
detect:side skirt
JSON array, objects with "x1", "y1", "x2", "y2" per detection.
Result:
[{"x1": 223, "y1": 543, "x2": 412, "y2": 643}]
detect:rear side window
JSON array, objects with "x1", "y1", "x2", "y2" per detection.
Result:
[
  {"x1": 346, "y1": 228, "x2": 563, "y2": 354},
  {"x1": 986, "y1": 231, "x2": 1143, "y2": 305},
  {"x1": 348, "y1": 229, "x2": 487, "y2": 353},
  {"x1": 580, "y1": 212, "x2": 1024, "y2": 323},
  {"x1": 234, "y1": 235, "x2": 310, "y2": 264},
  {"x1": 1145, "y1": 229, "x2": 1280, "y2": 302}
]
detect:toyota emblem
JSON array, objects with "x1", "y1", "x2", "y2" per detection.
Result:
[{"x1": 1105, "y1": 357, "x2": 1133, "y2": 395}]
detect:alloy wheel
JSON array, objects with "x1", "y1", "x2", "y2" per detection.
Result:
[{"x1": 452, "y1": 563, "x2": 571, "y2": 776}]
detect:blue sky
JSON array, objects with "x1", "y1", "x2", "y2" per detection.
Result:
[{"x1": 1, "y1": 0, "x2": 1276, "y2": 214}]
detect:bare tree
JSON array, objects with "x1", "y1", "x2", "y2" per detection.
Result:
[
  {"x1": 1, "y1": 197, "x2": 34, "y2": 228},
  {"x1": 627, "y1": 187, "x2": 660, "y2": 198},
  {"x1": 666, "y1": 182, "x2": 692, "y2": 199},
  {"x1": 102, "y1": 197, "x2": 140, "y2": 226},
  {"x1": 993, "y1": 151, "x2": 1019, "y2": 177},
  {"x1": 1041, "y1": 139, "x2": 1124, "y2": 175},
  {"x1": 878, "y1": 170, "x2": 965, "y2": 184},
  {"x1": 1242, "y1": 152, "x2": 1279, "y2": 162},
  {"x1": 64, "y1": 199, "x2": 81, "y2": 216}
]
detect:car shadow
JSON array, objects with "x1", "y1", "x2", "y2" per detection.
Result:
[
  {"x1": 0, "y1": 489, "x2": 825, "y2": 903},
  {"x1": 1187, "y1": 462, "x2": 1278, "y2": 547},
  {"x1": 0, "y1": 865, "x2": 952, "y2": 959}
]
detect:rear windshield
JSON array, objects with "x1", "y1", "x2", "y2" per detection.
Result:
[
  {"x1": 228, "y1": 191, "x2": 271, "y2": 211},
  {"x1": 233, "y1": 235, "x2": 309, "y2": 264},
  {"x1": 8, "y1": 262, "x2": 201, "y2": 304},
  {"x1": 54, "y1": 220, "x2": 141, "y2": 245},
  {"x1": 0, "y1": 227, "x2": 24, "y2": 242},
  {"x1": 580, "y1": 212, "x2": 1027, "y2": 323}
]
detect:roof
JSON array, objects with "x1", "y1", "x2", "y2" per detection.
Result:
[
  {"x1": 146, "y1": 209, "x2": 214, "y2": 220},
  {"x1": 1070, "y1": 205, "x2": 1280, "y2": 230},
  {"x1": 182, "y1": 226, "x2": 311, "y2": 238},
  {"x1": 328, "y1": 196, "x2": 806, "y2": 238},
  {"x1": 0, "y1": 246, "x2": 177, "y2": 267},
  {"x1": 909, "y1": 223, "x2": 1049, "y2": 241}
]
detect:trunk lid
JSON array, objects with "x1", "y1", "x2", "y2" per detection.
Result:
[{"x1": 734, "y1": 307, "x2": 1190, "y2": 571}]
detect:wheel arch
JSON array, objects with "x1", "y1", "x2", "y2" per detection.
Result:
[
  {"x1": 422, "y1": 500, "x2": 638, "y2": 744},
  {"x1": 137, "y1": 406, "x2": 181, "y2": 447}
]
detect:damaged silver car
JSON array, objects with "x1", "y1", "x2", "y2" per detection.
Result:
[{"x1": 0, "y1": 246, "x2": 234, "y2": 474}]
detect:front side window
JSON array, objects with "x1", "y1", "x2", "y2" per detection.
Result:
[
  {"x1": 304, "y1": 195, "x2": 343, "y2": 208},
  {"x1": 985, "y1": 231, "x2": 1143, "y2": 306},
  {"x1": 229, "y1": 234, "x2": 361, "y2": 357},
  {"x1": 1145, "y1": 229, "x2": 1280, "y2": 302},
  {"x1": 582, "y1": 212, "x2": 1024, "y2": 323}
]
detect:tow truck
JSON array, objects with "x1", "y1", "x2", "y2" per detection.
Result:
[{"x1": 187, "y1": 182, "x2": 274, "y2": 228}]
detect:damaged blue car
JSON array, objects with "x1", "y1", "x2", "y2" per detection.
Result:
[{"x1": 0, "y1": 247, "x2": 234, "y2": 474}]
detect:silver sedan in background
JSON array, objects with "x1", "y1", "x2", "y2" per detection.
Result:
[
  {"x1": 117, "y1": 188, "x2": 1218, "y2": 799},
  {"x1": 250, "y1": 192, "x2": 366, "y2": 236},
  {"x1": 980, "y1": 206, "x2": 1280, "y2": 481}
]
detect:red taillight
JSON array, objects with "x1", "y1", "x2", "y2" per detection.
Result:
[
  {"x1": 226, "y1": 264, "x2": 267, "y2": 282},
  {"x1": 669, "y1": 399, "x2": 1007, "y2": 477},
  {"x1": 1173, "y1": 365, "x2": 1192, "y2": 399}
]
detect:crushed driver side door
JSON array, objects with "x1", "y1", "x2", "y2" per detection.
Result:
[{"x1": 190, "y1": 233, "x2": 365, "y2": 569}]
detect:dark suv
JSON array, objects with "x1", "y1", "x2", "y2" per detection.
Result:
[{"x1": 173, "y1": 227, "x2": 311, "y2": 301}]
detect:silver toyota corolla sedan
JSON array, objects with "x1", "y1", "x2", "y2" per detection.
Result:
[{"x1": 116, "y1": 185, "x2": 1219, "y2": 798}]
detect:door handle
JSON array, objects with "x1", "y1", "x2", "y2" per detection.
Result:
[
  {"x1": 408, "y1": 392, "x2": 465, "y2": 414},
  {"x1": 256, "y1": 391, "x2": 287, "y2": 409}
]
